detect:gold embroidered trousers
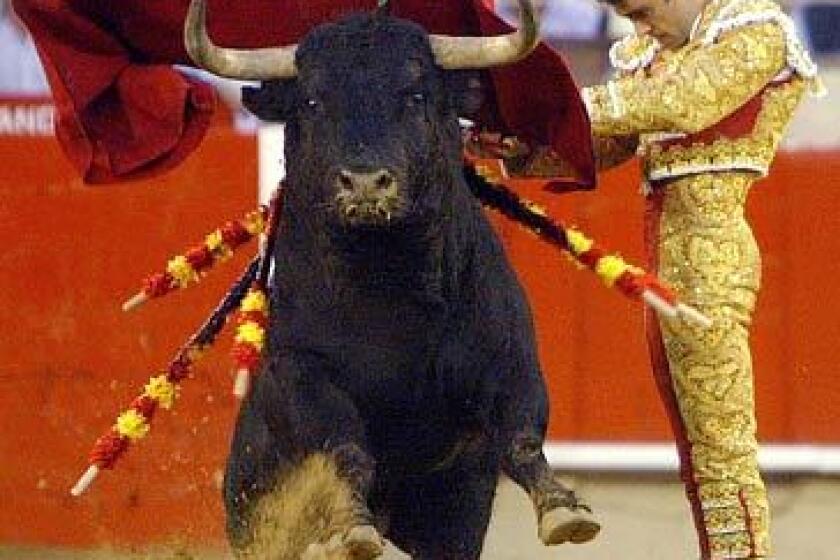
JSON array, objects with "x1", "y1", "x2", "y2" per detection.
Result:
[{"x1": 645, "y1": 171, "x2": 770, "y2": 559}]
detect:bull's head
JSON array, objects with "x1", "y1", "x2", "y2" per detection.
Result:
[{"x1": 185, "y1": 1, "x2": 540, "y2": 230}]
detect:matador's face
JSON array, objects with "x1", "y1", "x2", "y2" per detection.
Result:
[{"x1": 609, "y1": 0, "x2": 706, "y2": 49}]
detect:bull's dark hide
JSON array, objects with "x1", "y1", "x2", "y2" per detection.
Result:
[{"x1": 225, "y1": 13, "x2": 573, "y2": 559}]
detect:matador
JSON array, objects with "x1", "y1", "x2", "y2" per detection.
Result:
[{"x1": 583, "y1": 0, "x2": 823, "y2": 557}]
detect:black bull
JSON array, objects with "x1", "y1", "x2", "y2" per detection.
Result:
[{"x1": 220, "y1": 13, "x2": 598, "y2": 559}]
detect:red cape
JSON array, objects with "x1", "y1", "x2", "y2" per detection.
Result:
[{"x1": 14, "y1": 0, "x2": 595, "y2": 189}]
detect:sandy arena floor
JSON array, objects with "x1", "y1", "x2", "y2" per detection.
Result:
[{"x1": 3, "y1": 474, "x2": 839, "y2": 559}]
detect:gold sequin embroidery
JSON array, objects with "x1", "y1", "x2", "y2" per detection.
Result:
[{"x1": 658, "y1": 171, "x2": 770, "y2": 558}]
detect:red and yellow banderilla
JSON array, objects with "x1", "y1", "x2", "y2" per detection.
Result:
[
  {"x1": 71, "y1": 169, "x2": 709, "y2": 495},
  {"x1": 466, "y1": 162, "x2": 711, "y2": 328}
]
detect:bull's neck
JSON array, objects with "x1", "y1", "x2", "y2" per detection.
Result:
[{"x1": 329, "y1": 223, "x2": 446, "y2": 295}]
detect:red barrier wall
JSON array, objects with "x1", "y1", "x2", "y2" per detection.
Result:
[
  {"x1": 1, "y1": 105, "x2": 838, "y2": 549},
  {"x1": 0, "y1": 111, "x2": 254, "y2": 549}
]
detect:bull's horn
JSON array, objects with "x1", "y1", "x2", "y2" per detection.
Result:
[
  {"x1": 184, "y1": 0, "x2": 298, "y2": 79},
  {"x1": 430, "y1": 0, "x2": 540, "y2": 69}
]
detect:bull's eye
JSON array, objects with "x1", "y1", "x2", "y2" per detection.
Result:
[
  {"x1": 406, "y1": 92, "x2": 426, "y2": 107},
  {"x1": 304, "y1": 98, "x2": 319, "y2": 111}
]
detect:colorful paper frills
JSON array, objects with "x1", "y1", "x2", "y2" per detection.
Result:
[
  {"x1": 71, "y1": 257, "x2": 261, "y2": 496},
  {"x1": 229, "y1": 187, "x2": 283, "y2": 398},
  {"x1": 231, "y1": 287, "x2": 268, "y2": 398},
  {"x1": 465, "y1": 162, "x2": 712, "y2": 328},
  {"x1": 122, "y1": 208, "x2": 268, "y2": 311}
]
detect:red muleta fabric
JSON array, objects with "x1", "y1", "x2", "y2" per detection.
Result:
[{"x1": 13, "y1": 0, "x2": 595, "y2": 189}]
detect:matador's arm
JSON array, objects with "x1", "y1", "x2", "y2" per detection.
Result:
[{"x1": 583, "y1": 22, "x2": 787, "y2": 137}]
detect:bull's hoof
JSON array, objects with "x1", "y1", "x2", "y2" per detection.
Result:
[
  {"x1": 538, "y1": 507, "x2": 601, "y2": 546},
  {"x1": 300, "y1": 526, "x2": 384, "y2": 560},
  {"x1": 344, "y1": 524, "x2": 385, "y2": 559}
]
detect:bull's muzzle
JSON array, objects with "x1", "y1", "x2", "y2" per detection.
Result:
[{"x1": 334, "y1": 169, "x2": 402, "y2": 227}]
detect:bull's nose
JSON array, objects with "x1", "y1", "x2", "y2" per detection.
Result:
[
  {"x1": 336, "y1": 169, "x2": 396, "y2": 193},
  {"x1": 333, "y1": 168, "x2": 402, "y2": 227}
]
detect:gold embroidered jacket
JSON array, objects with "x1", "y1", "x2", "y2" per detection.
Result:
[{"x1": 583, "y1": 0, "x2": 823, "y2": 182}]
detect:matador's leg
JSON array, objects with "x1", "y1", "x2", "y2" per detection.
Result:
[{"x1": 646, "y1": 172, "x2": 770, "y2": 559}]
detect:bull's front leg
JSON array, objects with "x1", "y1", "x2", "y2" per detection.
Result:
[
  {"x1": 501, "y1": 366, "x2": 601, "y2": 546},
  {"x1": 224, "y1": 355, "x2": 384, "y2": 559}
]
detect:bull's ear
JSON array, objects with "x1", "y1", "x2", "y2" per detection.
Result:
[
  {"x1": 241, "y1": 80, "x2": 298, "y2": 122},
  {"x1": 444, "y1": 71, "x2": 484, "y2": 117}
]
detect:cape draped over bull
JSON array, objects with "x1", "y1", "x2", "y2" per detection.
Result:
[{"x1": 12, "y1": 0, "x2": 595, "y2": 189}]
